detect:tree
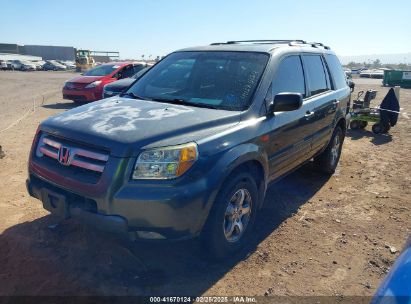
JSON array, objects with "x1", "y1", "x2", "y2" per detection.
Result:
[
  {"x1": 372, "y1": 59, "x2": 382, "y2": 68},
  {"x1": 346, "y1": 61, "x2": 358, "y2": 69}
]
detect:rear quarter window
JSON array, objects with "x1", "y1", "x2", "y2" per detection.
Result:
[{"x1": 324, "y1": 54, "x2": 347, "y2": 90}]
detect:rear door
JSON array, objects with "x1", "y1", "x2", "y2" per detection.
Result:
[
  {"x1": 267, "y1": 55, "x2": 318, "y2": 179},
  {"x1": 323, "y1": 53, "x2": 351, "y2": 125},
  {"x1": 301, "y1": 54, "x2": 335, "y2": 153}
]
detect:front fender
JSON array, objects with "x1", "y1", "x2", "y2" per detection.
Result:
[{"x1": 196, "y1": 143, "x2": 269, "y2": 230}]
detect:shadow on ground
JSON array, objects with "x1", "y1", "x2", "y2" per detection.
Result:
[
  {"x1": 0, "y1": 164, "x2": 329, "y2": 296},
  {"x1": 347, "y1": 129, "x2": 393, "y2": 145},
  {"x1": 42, "y1": 102, "x2": 77, "y2": 110}
]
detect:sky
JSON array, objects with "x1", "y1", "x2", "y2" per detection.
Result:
[{"x1": 1, "y1": 0, "x2": 411, "y2": 59}]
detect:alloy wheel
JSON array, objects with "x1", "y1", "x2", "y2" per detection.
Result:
[{"x1": 223, "y1": 188, "x2": 252, "y2": 243}]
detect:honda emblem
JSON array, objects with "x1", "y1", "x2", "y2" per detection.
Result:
[{"x1": 58, "y1": 146, "x2": 70, "y2": 165}]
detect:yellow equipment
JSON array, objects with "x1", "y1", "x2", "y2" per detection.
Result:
[{"x1": 75, "y1": 49, "x2": 95, "y2": 72}]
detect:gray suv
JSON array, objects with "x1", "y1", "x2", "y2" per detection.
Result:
[{"x1": 27, "y1": 40, "x2": 350, "y2": 258}]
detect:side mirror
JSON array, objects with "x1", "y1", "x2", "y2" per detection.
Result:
[{"x1": 269, "y1": 92, "x2": 303, "y2": 113}]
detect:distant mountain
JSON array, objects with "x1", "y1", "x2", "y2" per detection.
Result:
[{"x1": 338, "y1": 52, "x2": 411, "y2": 65}]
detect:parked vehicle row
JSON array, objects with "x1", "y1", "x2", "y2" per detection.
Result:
[
  {"x1": 0, "y1": 59, "x2": 76, "y2": 71},
  {"x1": 63, "y1": 62, "x2": 153, "y2": 102},
  {"x1": 359, "y1": 68, "x2": 385, "y2": 79}
]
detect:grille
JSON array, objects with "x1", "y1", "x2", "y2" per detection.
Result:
[
  {"x1": 36, "y1": 134, "x2": 109, "y2": 178},
  {"x1": 65, "y1": 82, "x2": 86, "y2": 90}
]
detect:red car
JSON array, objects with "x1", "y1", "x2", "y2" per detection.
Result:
[{"x1": 63, "y1": 62, "x2": 142, "y2": 103}]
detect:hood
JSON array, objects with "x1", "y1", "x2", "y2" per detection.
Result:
[
  {"x1": 68, "y1": 75, "x2": 104, "y2": 84},
  {"x1": 41, "y1": 97, "x2": 241, "y2": 157},
  {"x1": 105, "y1": 78, "x2": 135, "y2": 91}
]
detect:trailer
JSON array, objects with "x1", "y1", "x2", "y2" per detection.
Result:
[{"x1": 383, "y1": 70, "x2": 411, "y2": 88}]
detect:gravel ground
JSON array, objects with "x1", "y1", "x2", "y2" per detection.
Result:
[{"x1": 0, "y1": 71, "x2": 410, "y2": 297}]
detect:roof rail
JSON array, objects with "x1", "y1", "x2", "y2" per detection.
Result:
[
  {"x1": 209, "y1": 40, "x2": 331, "y2": 50},
  {"x1": 290, "y1": 41, "x2": 331, "y2": 50},
  {"x1": 210, "y1": 40, "x2": 306, "y2": 45},
  {"x1": 307, "y1": 42, "x2": 331, "y2": 50}
]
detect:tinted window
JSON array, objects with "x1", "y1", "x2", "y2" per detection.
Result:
[
  {"x1": 324, "y1": 54, "x2": 347, "y2": 90},
  {"x1": 120, "y1": 65, "x2": 135, "y2": 78},
  {"x1": 127, "y1": 51, "x2": 269, "y2": 111},
  {"x1": 272, "y1": 56, "x2": 305, "y2": 97},
  {"x1": 303, "y1": 55, "x2": 329, "y2": 96}
]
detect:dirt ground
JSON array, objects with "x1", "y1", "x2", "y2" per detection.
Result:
[{"x1": 0, "y1": 71, "x2": 410, "y2": 297}]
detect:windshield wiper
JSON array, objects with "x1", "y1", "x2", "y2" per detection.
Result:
[
  {"x1": 120, "y1": 92, "x2": 150, "y2": 100},
  {"x1": 151, "y1": 98, "x2": 219, "y2": 109}
]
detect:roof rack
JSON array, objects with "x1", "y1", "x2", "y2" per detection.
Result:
[
  {"x1": 210, "y1": 40, "x2": 306, "y2": 45},
  {"x1": 289, "y1": 41, "x2": 331, "y2": 50},
  {"x1": 210, "y1": 40, "x2": 331, "y2": 50},
  {"x1": 307, "y1": 42, "x2": 331, "y2": 50}
]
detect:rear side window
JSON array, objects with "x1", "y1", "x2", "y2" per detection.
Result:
[
  {"x1": 303, "y1": 55, "x2": 329, "y2": 96},
  {"x1": 272, "y1": 56, "x2": 306, "y2": 97},
  {"x1": 324, "y1": 54, "x2": 347, "y2": 90}
]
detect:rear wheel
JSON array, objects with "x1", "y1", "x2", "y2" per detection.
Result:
[
  {"x1": 372, "y1": 123, "x2": 382, "y2": 134},
  {"x1": 359, "y1": 121, "x2": 368, "y2": 129},
  {"x1": 202, "y1": 172, "x2": 258, "y2": 259},
  {"x1": 350, "y1": 120, "x2": 360, "y2": 130},
  {"x1": 314, "y1": 126, "x2": 344, "y2": 175}
]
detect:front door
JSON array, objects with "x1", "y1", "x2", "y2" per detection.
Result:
[{"x1": 266, "y1": 55, "x2": 317, "y2": 180}]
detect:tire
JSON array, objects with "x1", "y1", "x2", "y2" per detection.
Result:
[
  {"x1": 382, "y1": 123, "x2": 391, "y2": 133},
  {"x1": 359, "y1": 121, "x2": 368, "y2": 129},
  {"x1": 201, "y1": 172, "x2": 259, "y2": 259},
  {"x1": 350, "y1": 120, "x2": 360, "y2": 130},
  {"x1": 372, "y1": 123, "x2": 382, "y2": 134},
  {"x1": 314, "y1": 126, "x2": 344, "y2": 175}
]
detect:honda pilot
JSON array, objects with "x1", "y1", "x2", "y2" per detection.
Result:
[{"x1": 27, "y1": 40, "x2": 350, "y2": 258}]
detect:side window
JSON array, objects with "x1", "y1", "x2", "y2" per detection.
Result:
[
  {"x1": 303, "y1": 55, "x2": 329, "y2": 96},
  {"x1": 272, "y1": 56, "x2": 306, "y2": 97},
  {"x1": 324, "y1": 54, "x2": 347, "y2": 90},
  {"x1": 120, "y1": 65, "x2": 135, "y2": 78}
]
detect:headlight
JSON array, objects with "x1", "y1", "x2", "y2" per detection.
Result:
[
  {"x1": 85, "y1": 80, "x2": 102, "y2": 88},
  {"x1": 132, "y1": 142, "x2": 198, "y2": 179}
]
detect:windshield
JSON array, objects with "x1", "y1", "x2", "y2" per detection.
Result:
[
  {"x1": 83, "y1": 64, "x2": 117, "y2": 76},
  {"x1": 125, "y1": 51, "x2": 269, "y2": 111}
]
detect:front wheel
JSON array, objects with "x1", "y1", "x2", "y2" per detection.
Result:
[
  {"x1": 314, "y1": 126, "x2": 344, "y2": 174},
  {"x1": 202, "y1": 172, "x2": 259, "y2": 259}
]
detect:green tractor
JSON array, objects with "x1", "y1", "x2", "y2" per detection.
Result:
[{"x1": 349, "y1": 89, "x2": 400, "y2": 134}]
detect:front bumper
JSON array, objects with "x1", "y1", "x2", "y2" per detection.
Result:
[
  {"x1": 62, "y1": 88, "x2": 102, "y2": 102},
  {"x1": 26, "y1": 164, "x2": 213, "y2": 241}
]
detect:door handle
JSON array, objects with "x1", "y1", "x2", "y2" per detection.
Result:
[
  {"x1": 333, "y1": 99, "x2": 340, "y2": 104},
  {"x1": 305, "y1": 110, "x2": 315, "y2": 118}
]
